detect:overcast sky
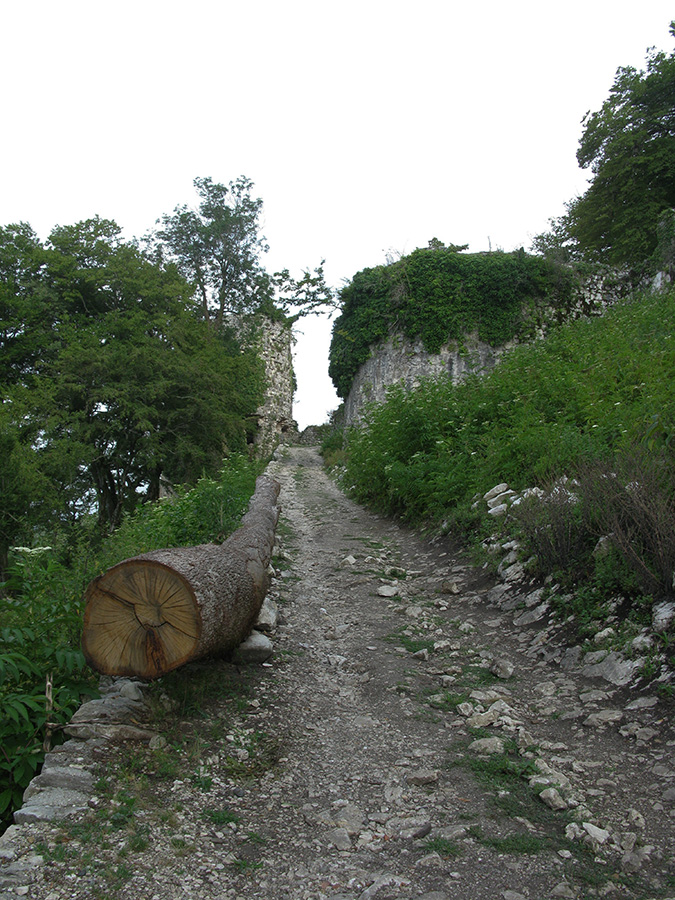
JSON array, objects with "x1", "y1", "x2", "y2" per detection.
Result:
[{"x1": 2, "y1": 1, "x2": 673, "y2": 427}]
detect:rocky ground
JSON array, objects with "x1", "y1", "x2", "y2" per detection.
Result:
[{"x1": 1, "y1": 445, "x2": 674, "y2": 900}]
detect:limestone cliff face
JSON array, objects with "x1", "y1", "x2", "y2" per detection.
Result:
[{"x1": 344, "y1": 333, "x2": 508, "y2": 427}]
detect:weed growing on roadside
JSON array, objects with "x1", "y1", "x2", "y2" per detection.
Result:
[
  {"x1": 245, "y1": 830, "x2": 267, "y2": 845},
  {"x1": 422, "y1": 836, "x2": 462, "y2": 857},
  {"x1": 203, "y1": 808, "x2": 240, "y2": 826},
  {"x1": 231, "y1": 857, "x2": 263, "y2": 872},
  {"x1": 467, "y1": 823, "x2": 545, "y2": 854},
  {"x1": 384, "y1": 627, "x2": 435, "y2": 654}
]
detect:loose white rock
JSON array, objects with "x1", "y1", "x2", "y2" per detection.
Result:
[
  {"x1": 490, "y1": 658, "x2": 515, "y2": 679},
  {"x1": 653, "y1": 600, "x2": 675, "y2": 631},
  {"x1": 583, "y1": 822, "x2": 610, "y2": 844},
  {"x1": 468, "y1": 736, "x2": 505, "y2": 755},
  {"x1": 233, "y1": 631, "x2": 274, "y2": 664},
  {"x1": 539, "y1": 788, "x2": 568, "y2": 811},
  {"x1": 583, "y1": 709, "x2": 624, "y2": 728},
  {"x1": 484, "y1": 483, "x2": 509, "y2": 502}
]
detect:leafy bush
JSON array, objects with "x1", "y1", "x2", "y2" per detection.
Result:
[
  {"x1": 509, "y1": 480, "x2": 594, "y2": 578},
  {"x1": 317, "y1": 405, "x2": 346, "y2": 468},
  {"x1": 98, "y1": 456, "x2": 260, "y2": 565},
  {"x1": 0, "y1": 456, "x2": 260, "y2": 832},
  {"x1": 578, "y1": 446, "x2": 675, "y2": 601},
  {"x1": 511, "y1": 443, "x2": 675, "y2": 615},
  {"x1": 0, "y1": 550, "x2": 99, "y2": 824}
]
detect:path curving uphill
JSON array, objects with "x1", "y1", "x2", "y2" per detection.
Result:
[{"x1": 1, "y1": 446, "x2": 674, "y2": 900}]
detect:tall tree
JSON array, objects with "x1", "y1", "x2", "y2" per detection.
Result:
[
  {"x1": 534, "y1": 23, "x2": 675, "y2": 273},
  {"x1": 150, "y1": 176, "x2": 271, "y2": 327},
  {"x1": 0, "y1": 408, "x2": 49, "y2": 580},
  {"x1": 0, "y1": 222, "x2": 51, "y2": 387},
  {"x1": 271, "y1": 259, "x2": 336, "y2": 322}
]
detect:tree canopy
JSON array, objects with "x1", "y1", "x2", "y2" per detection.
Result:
[
  {"x1": 534, "y1": 23, "x2": 675, "y2": 273},
  {"x1": 0, "y1": 217, "x2": 263, "y2": 566},
  {"x1": 0, "y1": 175, "x2": 334, "y2": 572},
  {"x1": 150, "y1": 176, "x2": 271, "y2": 327}
]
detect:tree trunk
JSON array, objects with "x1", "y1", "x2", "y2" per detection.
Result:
[
  {"x1": 91, "y1": 458, "x2": 123, "y2": 532},
  {"x1": 81, "y1": 475, "x2": 280, "y2": 680}
]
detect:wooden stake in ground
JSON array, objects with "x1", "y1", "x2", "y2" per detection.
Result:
[{"x1": 81, "y1": 475, "x2": 281, "y2": 680}]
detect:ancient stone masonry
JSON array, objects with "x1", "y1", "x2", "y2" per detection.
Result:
[
  {"x1": 229, "y1": 315, "x2": 297, "y2": 454},
  {"x1": 253, "y1": 318, "x2": 297, "y2": 455}
]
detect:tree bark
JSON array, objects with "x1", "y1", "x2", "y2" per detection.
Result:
[{"x1": 81, "y1": 474, "x2": 280, "y2": 680}]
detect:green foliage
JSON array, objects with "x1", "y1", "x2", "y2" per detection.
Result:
[
  {"x1": 271, "y1": 260, "x2": 336, "y2": 322},
  {"x1": 150, "y1": 176, "x2": 334, "y2": 326},
  {"x1": 467, "y1": 825, "x2": 545, "y2": 855},
  {"x1": 509, "y1": 481, "x2": 595, "y2": 578},
  {"x1": 422, "y1": 836, "x2": 462, "y2": 857},
  {"x1": 98, "y1": 456, "x2": 260, "y2": 565},
  {"x1": 344, "y1": 287, "x2": 675, "y2": 525},
  {"x1": 0, "y1": 222, "x2": 49, "y2": 387},
  {"x1": 328, "y1": 264, "x2": 394, "y2": 399},
  {"x1": 0, "y1": 217, "x2": 264, "y2": 539},
  {"x1": 0, "y1": 551, "x2": 98, "y2": 827},
  {"x1": 0, "y1": 456, "x2": 258, "y2": 832},
  {"x1": 344, "y1": 285, "x2": 675, "y2": 641},
  {"x1": 0, "y1": 407, "x2": 50, "y2": 579},
  {"x1": 329, "y1": 246, "x2": 575, "y2": 399},
  {"x1": 318, "y1": 404, "x2": 346, "y2": 467},
  {"x1": 150, "y1": 176, "x2": 272, "y2": 326},
  {"x1": 580, "y1": 447, "x2": 675, "y2": 600},
  {"x1": 535, "y1": 23, "x2": 675, "y2": 273}
]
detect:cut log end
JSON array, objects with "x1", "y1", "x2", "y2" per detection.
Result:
[{"x1": 82, "y1": 560, "x2": 201, "y2": 680}]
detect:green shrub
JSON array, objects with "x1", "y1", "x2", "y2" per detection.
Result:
[
  {"x1": 0, "y1": 550, "x2": 98, "y2": 824},
  {"x1": 344, "y1": 288, "x2": 675, "y2": 524},
  {"x1": 578, "y1": 446, "x2": 675, "y2": 601},
  {"x1": 99, "y1": 455, "x2": 260, "y2": 565},
  {"x1": 0, "y1": 455, "x2": 260, "y2": 832},
  {"x1": 509, "y1": 481, "x2": 594, "y2": 579}
]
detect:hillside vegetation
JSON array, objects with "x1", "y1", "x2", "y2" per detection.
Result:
[
  {"x1": 344, "y1": 287, "x2": 674, "y2": 516},
  {"x1": 326, "y1": 24, "x2": 675, "y2": 672},
  {"x1": 0, "y1": 175, "x2": 332, "y2": 832},
  {"x1": 333, "y1": 286, "x2": 675, "y2": 659}
]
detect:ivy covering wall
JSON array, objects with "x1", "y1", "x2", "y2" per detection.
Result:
[{"x1": 328, "y1": 247, "x2": 576, "y2": 399}]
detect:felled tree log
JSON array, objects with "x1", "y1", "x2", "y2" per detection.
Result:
[{"x1": 81, "y1": 475, "x2": 281, "y2": 680}]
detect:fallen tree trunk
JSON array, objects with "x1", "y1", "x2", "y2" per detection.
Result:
[{"x1": 81, "y1": 475, "x2": 281, "y2": 680}]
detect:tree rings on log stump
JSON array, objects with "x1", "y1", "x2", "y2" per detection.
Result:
[{"x1": 82, "y1": 560, "x2": 201, "y2": 680}]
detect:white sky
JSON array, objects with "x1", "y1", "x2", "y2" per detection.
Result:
[{"x1": 1, "y1": 1, "x2": 673, "y2": 428}]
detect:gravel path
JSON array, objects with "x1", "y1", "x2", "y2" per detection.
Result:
[{"x1": 2, "y1": 445, "x2": 674, "y2": 900}]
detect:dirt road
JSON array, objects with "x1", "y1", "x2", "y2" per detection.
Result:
[{"x1": 2, "y1": 445, "x2": 674, "y2": 900}]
